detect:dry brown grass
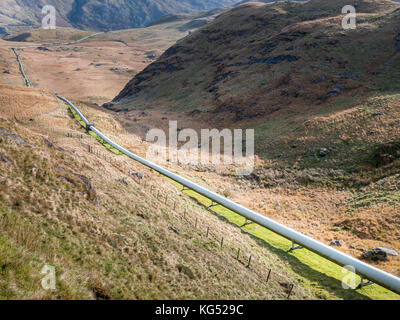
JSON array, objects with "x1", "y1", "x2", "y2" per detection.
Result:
[
  {"x1": 1, "y1": 2, "x2": 399, "y2": 298},
  {"x1": 0, "y1": 85, "x2": 57, "y2": 121},
  {"x1": 0, "y1": 84, "x2": 319, "y2": 300},
  {"x1": 0, "y1": 41, "x2": 25, "y2": 86},
  {"x1": 175, "y1": 166, "x2": 400, "y2": 276}
]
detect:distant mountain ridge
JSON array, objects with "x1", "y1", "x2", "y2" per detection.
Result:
[
  {"x1": 0, "y1": 0, "x2": 239, "y2": 31},
  {"x1": 109, "y1": 0, "x2": 400, "y2": 164},
  {"x1": 112, "y1": 0, "x2": 400, "y2": 110}
]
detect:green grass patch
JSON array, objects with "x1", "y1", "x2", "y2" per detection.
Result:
[{"x1": 166, "y1": 177, "x2": 400, "y2": 300}]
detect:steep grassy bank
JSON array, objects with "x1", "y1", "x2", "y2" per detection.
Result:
[
  {"x1": 59, "y1": 88, "x2": 399, "y2": 300},
  {"x1": 102, "y1": 2, "x2": 400, "y2": 280},
  {"x1": 0, "y1": 84, "x2": 318, "y2": 299}
]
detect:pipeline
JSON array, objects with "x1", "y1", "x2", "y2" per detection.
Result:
[
  {"x1": 12, "y1": 48, "x2": 31, "y2": 87},
  {"x1": 57, "y1": 94, "x2": 400, "y2": 296}
]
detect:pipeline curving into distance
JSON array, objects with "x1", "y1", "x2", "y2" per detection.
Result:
[{"x1": 56, "y1": 94, "x2": 400, "y2": 296}]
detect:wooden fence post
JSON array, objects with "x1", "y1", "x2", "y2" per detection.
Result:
[
  {"x1": 266, "y1": 269, "x2": 271, "y2": 283},
  {"x1": 287, "y1": 284, "x2": 294, "y2": 299},
  {"x1": 247, "y1": 256, "x2": 252, "y2": 268}
]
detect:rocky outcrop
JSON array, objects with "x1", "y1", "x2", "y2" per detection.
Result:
[
  {"x1": 0, "y1": 128, "x2": 31, "y2": 146},
  {"x1": 371, "y1": 141, "x2": 400, "y2": 167},
  {"x1": 0, "y1": 152, "x2": 11, "y2": 164},
  {"x1": 361, "y1": 249, "x2": 388, "y2": 261},
  {"x1": 109, "y1": 0, "x2": 400, "y2": 124},
  {"x1": 74, "y1": 174, "x2": 98, "y2": 206},
  {"x1": 375, "y1": 247, "x2": 398, "y2": 256},
  {"x1": 396, "y1": 33, "x2": 400, "y2": 51},
  {"x1": 361, "y1": 247, "x2": 398, "y2": 262}
]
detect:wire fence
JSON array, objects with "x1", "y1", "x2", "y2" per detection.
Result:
[
  {"x1": 68, "y1": 130, "x2": 298, "y2": 299},
  {"x1": 173, "y1": 200, "x2": 297, "y2": 299}
]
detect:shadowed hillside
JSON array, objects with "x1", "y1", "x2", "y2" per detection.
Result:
[{"x1": 110, "y1": 0, "x2": 400, "y2": 161}]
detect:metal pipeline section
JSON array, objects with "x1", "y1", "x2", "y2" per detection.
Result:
[{"x1": 12, "y1": 48, "x2": 31, "y2": 87}]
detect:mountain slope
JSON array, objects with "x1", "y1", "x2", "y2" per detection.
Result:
[
  {"x1": 0, "y1": 83, "x2": 317, "y2": 299},
  {"x1": 110, "y1": 0, "x2": 400, "y2": 160},
  {"x1": 1, "y1": 34, "x2": 400, "y2": 299},
  {"x1": 0, "y1": 0, "x2": 238, "y2": 31},
  {"x1": 1, "y1": 79, "x2": 399, "y2": 300},
  {"x1": 105, "y1": 0, "x2": 400, "y2": 273},
  {"x1": 0, "y1": 0, "x2": 74, "y2": 27},
  {"x1": 112, "y1": 0, "x2": 400, "y2": 109}
]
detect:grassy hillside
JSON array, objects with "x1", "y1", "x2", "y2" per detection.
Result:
[
  {"x1": 106, "y1": 0, "x2": 400, "y2": 281},
  {"x1": 148, "y1": 7, "x2": 227, "y2": 26},
  {"x1": 1, "y1": 0, "x2": 399, "y2": 300},
  {"x1": 4, "y1": 27, "x2": 93, "y2": 43},
  {"x1": 2, "y1": 8, "x2": 223, "y2": 46},
  {"x1": 112, "y1": 0, "x2": 400, "y2": 113},
  {"x1": 0, "y1": 84, "x2": 318, "y2": 299},
  {"x1": 111, "y1": 0, "x2": 400, "y2": 161},
  {"x1": 1, "y1": 83, "x2": 399, "y2": 300}
]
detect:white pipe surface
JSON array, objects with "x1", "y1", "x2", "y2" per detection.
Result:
[{"x1": 12, "y1": 48, "x2": 31, "y2": 87}]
